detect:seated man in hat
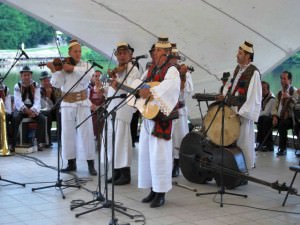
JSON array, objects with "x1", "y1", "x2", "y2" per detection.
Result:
[
  {"x1": 256, "y1": 81, "x2": 275, "y2": 151},
  {"x1": 12, "y1": 66, "x2": 46, "y2": 151},
  {"x1": 271, "y1": 71, "x2": 298, "y2": 156},
  {"x1": 40, "y1": 71, "x2": 61, "y2": 147}
]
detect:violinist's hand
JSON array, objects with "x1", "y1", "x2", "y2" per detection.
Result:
[
  {"x1": 91, "y1": 104, "x2": 97, "y2": 112},
  {"x1": 110, "y1": 79, "x2": 118, "y2": 90},
  {"x1": 216, "y1": 94, "x2": 225, "y2": 102},
  {"x1": 63, "y1": 64, "x2": 74, "y2": 73},
  {"x1": 47, "y1": 62, "x2": 56, "y2": 73},
  {"x1": 272, "y1": 116, "x2": 278, "y2": 127},
  {"x1": 180, "y1": 64, "x2": 188, "y2": 75},
  {"x1": 139, "y1": 88, "x2": 151, "y2": 99}
]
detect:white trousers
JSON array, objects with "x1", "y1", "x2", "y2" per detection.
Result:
[
  {"x1": 138, "y1": 119, "x2": 173, "y2": 193},
  {"x1": 237, "y1": 117, "x2": 255, "y2": 169},
  {"x1": 101, "y1": 118, "x2": 132, "y2": 168},
  {"x1": 172, "y1": 107, "x2": 189, "y2": 159},
  {"x1": 61, "y1": 106, "x2": 95, "y2": 160}
]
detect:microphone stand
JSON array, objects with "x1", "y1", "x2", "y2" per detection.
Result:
[
  {"x1": 0, "y1": 50, "x2": 26, "y2": 83},
  {"x1": 72, "y1": 59, "x2": 147, "y2": 224},
  {"x1": 31, "y1": 63, "x2": 96, "y2": 198},
  {"x1": 196, "y1": 77, "x2": 247, "y2": 207},
  {"x1": 0, "y1": 50, "x2": 26, "y2": 187}
]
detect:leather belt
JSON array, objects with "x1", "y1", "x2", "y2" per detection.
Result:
[{"x1": 62, "y1": 90, "x2": 87, "y2": 103}]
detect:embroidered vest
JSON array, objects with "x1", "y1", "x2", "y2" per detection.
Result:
[
  {"x1": 18, "y1": 81, "x2": 36, "y2": 108},
  {"x1": 231, "y1": 64, "x2": 259, "y2": 108},
  {"x1": 146, "y1": 63, "x2": 179, "y2": 140}
]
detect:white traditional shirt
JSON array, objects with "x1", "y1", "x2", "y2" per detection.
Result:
[{"x1": 51, "y1": 60, "x2": 94, "y2": 107}]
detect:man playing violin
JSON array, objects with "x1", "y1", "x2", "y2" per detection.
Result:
[
  {"x1": 169, "y1": 43, "x2": 194, "y2": 177},
  {"x1": 103, "y1": 42, "x2": 140, "y2": 185},
  {"x1": 271, "y1": 71, "x2": 298, "y2": 156},
  {"x1": 138, "y1": 37, "x2": 180, "y2": 208},
  {"x1": 218, "y1": 41, "x2": 262, "y2": 169},
  {"x1": 47, "y1": 39, "x2": 97, "y2": 176}
]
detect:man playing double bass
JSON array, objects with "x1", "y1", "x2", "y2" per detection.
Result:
[{"x1": 218, "y1": 41, "x2": 262, "y2": 170}]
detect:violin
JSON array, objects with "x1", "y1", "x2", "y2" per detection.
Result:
[
  {"x1": 38, "y1": 57, "x2": 77, "y2": 71},
  {"x1": 107, "y1": 63, "x2": 127, "y2": 79}
]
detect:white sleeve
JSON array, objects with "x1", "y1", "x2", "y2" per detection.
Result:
[
  {"x1": 238, "y1": 71, "x2": 262, "y2": 122},
  {"x1": 14, "y1": 84, "x2": 26, "y2": 111},
  {"x1": 150, "y1": 66, "x2": 181, "y2": 116},
  {"x1": 126, "y1": 66, "x2": 141, "y2": 86},
  {"x1": 51, "y1": 70, "x2": 65, "y2": 88},
  {"x1": 184, "y1": 72, "x2": 194, "y2": 97},
  {"x1": 73, "y1": 62, "x2": 95, "y2": 83},
  {"x1": 31, "y1": 85, "x2": 41, "y2": 114},
  {"x1": 4, "y1": 94, "x2": 12, "y2": 114},
  {"x1": 260, "y1": 98, "x2": 275, "y2": 117},
  {"x1": 140, "y1": 70, "x2": 148, "y2": 81}
]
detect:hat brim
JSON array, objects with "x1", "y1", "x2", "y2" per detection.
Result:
[
  {"x1": 240, "y1": 43, "x2": 253, "y2": 54},
  {"x1": 155, "y1": 42, "x2": 172, "y2": 49},
  {"x1": 20, "y1": 70, "x2": 33, "y2": 74}
]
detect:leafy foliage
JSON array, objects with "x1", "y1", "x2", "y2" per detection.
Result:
[{"x1": 0, "y1": 3, "x2": 53, "y2": 49}]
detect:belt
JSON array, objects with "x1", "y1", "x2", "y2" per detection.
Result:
[{"x1": 62, "y1": 90, "x2": 87, "y2": 103}]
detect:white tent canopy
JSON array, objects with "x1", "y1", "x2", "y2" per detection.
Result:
[{"x1": 3, "y1": 0, "x2": 300, "y2": 118}]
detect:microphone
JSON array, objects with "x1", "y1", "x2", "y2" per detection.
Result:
[
  {"x1": 91, "y1": 61, "x2": 104, "y2": 69},
  {"x1": 133, "y1": 54, "x2": 148, "y2": 60},
  {"x1": 106, "y1": 93, "x2": 127, "y2": 101},
  {"x1": 167, "y1": 55, "x2": 186, "y2": 61},
  {"x1": 20, "y1": 49, "x2": 29, "y2": 59}
]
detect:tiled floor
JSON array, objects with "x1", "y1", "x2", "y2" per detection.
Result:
[{"x1": 1, "y1": 144, "x2": 300, "y2": 225}]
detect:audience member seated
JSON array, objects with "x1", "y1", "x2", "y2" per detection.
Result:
[
  {"x1": 271, "y1": 71, "x2": 298, "y2": 156},
  {"x1": 89, "y1": 70, "x2": 105, "y2": 143},
  {"x1": 40, "y1": 71, "x2": 61, "y2": 147},
  {"x1": 11, "y1": 66, "x2": 46, "y2": 151},
  {"x1": 0, "y1": 81, "x2": 13, "y2": 146},
  {"x1": 256, "y1": 81, "x2": 275, "y2": 151}
]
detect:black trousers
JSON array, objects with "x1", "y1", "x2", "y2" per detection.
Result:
[
  {"x1": 12, "y1": 111, "x2": 46, "y2": 147},
  {"x1": 130, "y1": 111, "x2": 140, "y2": 144},
  {"x1": 5, "y1": 113, "x2": 13, "y2": 145},
  {"x1": 41, "y1": 109, "x2": 61, "y2": 145},
  {"x1": 276, "y1": 118, "x2": 293, "y2": 150},
  {"x1": 256, "y1": 115, "x2": 273, "y2": 148}
]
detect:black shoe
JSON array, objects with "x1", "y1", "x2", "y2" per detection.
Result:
[
  {"x1": 150, "y1": 193, "x2": 165, "y2": 208},
  {"x1": 172, "y1": 159, "x2": 180, "y2": 177},
  {"x1": 87, "y1": 160, "x2": 97, "y2": 176},
  {"x1": 142, "y1": 189, "x2": 156, "y2": 203},
  {"x1": 61, "y1": 159, "x2": 77, "y2": 172},
  {"x1": 107, "y1": 169, "x2": 121, "y2": 183},
  {"x1": 114, "y1": 167, "x2": 131, "y2": 185},
  {"x1": 276, "y1": 149, "x2": 287, "y2": 156}
]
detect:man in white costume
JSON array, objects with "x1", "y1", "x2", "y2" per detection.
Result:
[
  {"x1": 169, "y1": 43, "x2": 193, "y2": 177},
  {"x1": 103, "y1": 42, "x2": 140, "y2": 185},
  {"x1": 48, "y1": 39, "x2": 97, "y2": 176},
  {"x1": 138, "y1": 37, "x2": 180, "y2": 208},
  {"x1": 220, "y1": 41, "x2": 262, "y2": 169}
]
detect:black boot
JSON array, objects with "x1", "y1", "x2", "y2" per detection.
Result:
[
  {"x1": 61, "y1": 159, "x2": 76, "y2": 172},
  {"x1": 141, "y1": 188, "x2": 156, "y2": 203},
  {"x1": 172, "y1": 159, "x2": 180, "y2": 177},
  {"x1": 150, "y1": 192, "x2": 165, "y2": 208},
  {"x1": 107, "y1": 169, "x2": 121, "y2": 183},
  {"x1": 87, "y1": 160, "x2": 97, "y2": 176},
  {"x1": 114, "y1": 167, "x2": 131, "y2": 185}
]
